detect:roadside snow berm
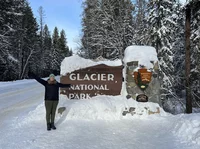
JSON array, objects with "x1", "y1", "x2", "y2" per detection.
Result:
[{"x1": 59, "y1": 95, "x2": 166, "y2": 120}]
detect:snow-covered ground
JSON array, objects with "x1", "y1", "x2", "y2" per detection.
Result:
[{"x1": 0, "y1": 78, "x2": 200, "y2": 149}]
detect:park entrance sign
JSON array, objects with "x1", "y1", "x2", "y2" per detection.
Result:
[
  {"x1": 60, "y1": 63, "x2": 123, "y2": 99},
  {"x1": 60, "y1": 46, "x2": 161, "y2": 104}
]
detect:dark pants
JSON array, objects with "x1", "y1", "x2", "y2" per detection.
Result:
[{"x1": 45, "y1": 100, "x2": 58, "y2": 124}]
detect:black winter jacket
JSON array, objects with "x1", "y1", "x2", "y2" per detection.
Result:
[{"x1": 31, "y1": 74, "x2": 70, "y2": 101}]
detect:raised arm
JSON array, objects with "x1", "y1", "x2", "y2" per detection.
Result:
[
  {"x1": 28, "y1": 72, "x2": 47, "y2": 86},
  {"x1": 57, "y1": 82, "x2": 71, "y2": 88}
]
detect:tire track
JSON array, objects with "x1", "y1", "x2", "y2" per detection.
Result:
[
  {"x1": 0, "y1": 84, "x2": 42, "y2": 98},
  {"x1": 0, "y1": 91, "x2": 44, "y2": 127},
  {"x1": 1, "y1": 92, "x2": 43, "y2": 113}
]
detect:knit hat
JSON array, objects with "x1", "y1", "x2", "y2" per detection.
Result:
[{"x1": 49, "y1": 74, "x2": 55, "y2": 78}]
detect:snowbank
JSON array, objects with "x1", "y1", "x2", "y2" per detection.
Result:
[
  {"x1": 173, "y1": 114, "x2": 200, "y2": 145},
  {"x1": 16, "y1": 103, "x2": 45, "y2": 127},
  {"x1": 59, "y1": 95, "x2": 167, "y2": 120},
  {"x1": 124, "y1": 45, "x2": 158, "y2": 69},
  {"x1": 61, "y1": 55, "x2": 122, "y2": 75}
]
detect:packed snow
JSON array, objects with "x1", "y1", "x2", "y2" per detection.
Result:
[
  {"x1": 0, "y1": 78, "x2": 200, "y2": 149},
  {"x1": 60, "y1": 55, "x2": 122, "y2": 75},
  {"x1": 124, "y1": 45, "x2": 158, "y2": 69},
  {"x1": 173, "y1": 114, "x2": 200, "y2": 145},
  {"x1": 59, "y1": 95, "x2": 167, "y2": 120}
]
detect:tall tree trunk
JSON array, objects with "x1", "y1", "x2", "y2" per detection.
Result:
[
  {"x1": 185, "y1": 5, "x2": 192, "y2": 113},
  {"x1": 20, "y1": 48, "x2": 35, "y2": 79}
]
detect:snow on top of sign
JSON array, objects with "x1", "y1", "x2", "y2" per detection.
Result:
[
  {"x1": 124, "y1": 45, "x2": 158, "y2": 69},
  {"x1": 61, "y1": 55, "x2": 122, "y2": 75}
]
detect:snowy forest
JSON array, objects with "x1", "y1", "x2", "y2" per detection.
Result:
[
  {"x1": 79, "y1": 0, "x2": 200, "y2": 113},
  {"x1": 0, "y1": 0, "x2": 72, "y2": 81},
  {"x1": 0, "y1": 0, "x2": 200, "y2": 113}
]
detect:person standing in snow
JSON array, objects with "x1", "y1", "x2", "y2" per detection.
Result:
[{"x1": 28, "y1": 72, "x2": 71, "y2": 131}]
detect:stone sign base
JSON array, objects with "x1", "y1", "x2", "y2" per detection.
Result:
[
  {"x1": 126, "y1": 61, "x2": 161, "y2": 105},
  {"x1": 122, "y1": 107, "x2": 160, "y2": 116}
]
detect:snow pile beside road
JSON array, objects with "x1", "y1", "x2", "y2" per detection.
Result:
[
  {"x1": 173, "y1": 114, "x2": 200, "y2": 145},
  {"x1": 59, "y1": 95, "x2": 167, "y2": 120},
  {"x1": 61, "y1": 55, "x2": 122, "y2": 75},
  {"x1": 16, "y1": 103, "x2": 45, "y2": 127}
]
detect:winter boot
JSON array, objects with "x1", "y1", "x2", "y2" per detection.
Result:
[
  {"x1": 51, "y1": 123, "x2": 56, "y2": 130},
  {"x1": 47, "y1": 123, "x2": 51, "y2": 131}
]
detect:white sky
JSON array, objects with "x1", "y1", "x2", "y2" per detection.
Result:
[{"x1": 179, "y1": 0, "x2": 187, "y2": 4}]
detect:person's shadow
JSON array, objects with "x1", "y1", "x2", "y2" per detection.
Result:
[{"x1": 55, "y1": 107, "x2": 69, "y2": 126}]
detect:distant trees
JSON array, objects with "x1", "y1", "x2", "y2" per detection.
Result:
[{"x1": 0, "y1": 0, "x2": 71, "y2": 81}]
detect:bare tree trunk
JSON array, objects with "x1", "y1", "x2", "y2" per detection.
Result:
[
  {"x1": 20, "y1": 48, "x2": 35, "y2": 79},
  {"x1": 185, "y1": 5, "x2": 192, "y2": 113}
]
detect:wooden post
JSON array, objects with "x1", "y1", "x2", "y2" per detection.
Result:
[{"x1": 185, "y1": 5, "x2": 192, "y2": 113}]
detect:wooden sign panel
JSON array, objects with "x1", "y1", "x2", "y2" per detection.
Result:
[{"x1": 60, "y1": 64, "x2": 123, "y2": 99}]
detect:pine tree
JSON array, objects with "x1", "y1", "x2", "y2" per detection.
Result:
[
  {"x1": 146, "y1": 0, "x2": 177, "y2": 113},
  {"x1": 132, "y1": 0, "x2": 148, "y2": 45},
  {"x1": 58, "y1": 29, "x2": 69, "y2": 58},
  {"x1": 101, "y1": 0, "x2": 134, "y2": 59},
  {"x1": 51, "y1": 27, "x2": 60, "y2": 71},
  {"x1": 43, "y1": 24, "x2": 52, "y2": 75},
  {"x1": 173, "y1": 2, "x2": 186, "y2": 108},
  {"x1": 0, "y1": 0, "x2": 62, "y2": 80},
  {"x1": 190, "y1": 1, "x2": 200, "y2": 107},
  {"x1": 68, "y1": 49, "x2": 73, "y2": 56},
  {"x1": 38, "y1": 6, "x2": 45, "y2": 48},
  {"x1": 0, "y1": 0, "x2": 13, "y2": 79},
  {"x1": 20, "y1": 2, "x2": 38, "y2": 79},
  {"x1": 81, "y1": 0, "x2": 102, "y2": 59},
  {"x1": 81, "y1": 0, "x2": 134, "y2": 60},
  {"x1": 0, "y1": 0, "x2": 25, "y2": 80},
  {"x1": 37, "y1": 6, "x2": 46, "y2": 76}
]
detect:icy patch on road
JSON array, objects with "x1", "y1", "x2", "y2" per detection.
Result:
[{"x1": 173, "y1": 114, "x2": 200, "y2": 145}]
